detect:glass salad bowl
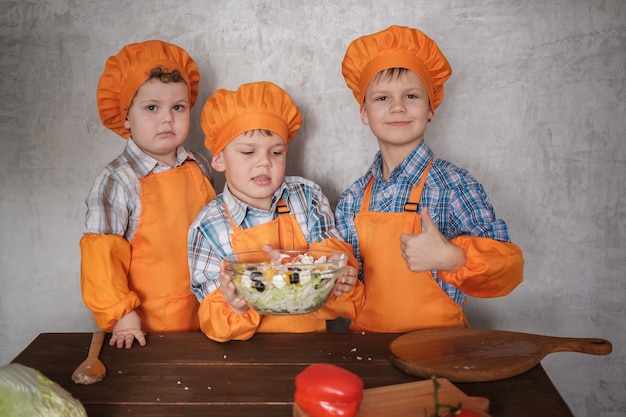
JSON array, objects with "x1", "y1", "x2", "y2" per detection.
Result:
[{"x1": 223, "y1": 249, "x2": 348, "y2": 315}]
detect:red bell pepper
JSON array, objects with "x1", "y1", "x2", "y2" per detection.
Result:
[{"x1": 294, "y1": 363, "x2": 364, "y2": 417}]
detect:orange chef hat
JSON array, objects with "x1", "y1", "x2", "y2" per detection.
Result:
[
  {"x1": 342, "y1": 25, "x2": 451, "y2": 112},
  {"x1": 201, "y1": 81, "x2": 302, "y2": 155},
  {"x1": 96, "y1": 40, "x2": 200, "y2": 138}
]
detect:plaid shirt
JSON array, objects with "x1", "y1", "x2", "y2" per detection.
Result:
[
  {"x1": 84, "y1": 138, "x2": 213, "y2": 240},
  {"x1": 188, "y1": 176, "x2": 343, "y2": 301},
  {"x1": 335, "y1": 141, "x2": 511, "y2": 305}
]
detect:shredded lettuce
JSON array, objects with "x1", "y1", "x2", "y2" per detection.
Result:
[
  {"x1": 236, "y1": 274, "x2": 336, "y2": 314},
  {"x1": 0, "y1": 363, "x2": 87, "y2": 417}
]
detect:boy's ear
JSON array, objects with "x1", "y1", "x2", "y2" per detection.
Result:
[
  {"x1": 360, "y1": 105, "x2": 370, "y2": 126},
  {"x1": 211, "y1": 153, "x2": 226, "y2": 172}
]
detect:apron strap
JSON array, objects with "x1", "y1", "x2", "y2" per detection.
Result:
[
  {"x1": 276, "y1": 202, "x2": 290, "y2": 214},
  {"x1": 360, "y1": 180, "x2": 374, "y2": 212},
  {"x1": 360, "y1": 158, "x2": 433, "y2": 215},
  {"x1": 404, "y1": 158, "x2": 433, "y2": 212},
  {"x1": 275, "y1": 199, "x2": 295, "y2": 248}
]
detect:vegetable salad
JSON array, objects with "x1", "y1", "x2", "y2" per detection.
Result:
[{"x1": 227, "y1": 251, "x2": 346, "y2": 315}]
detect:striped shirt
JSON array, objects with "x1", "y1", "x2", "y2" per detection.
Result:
[
  {"x1": 84, "y1": 138, "x2": 213, "y2": 240},
  {"x1": 188, "y1": 176, "x2": 342, "y2": 301},
  {"x1": 335, "y1": 141, "x2": 511, "y2": 305}
]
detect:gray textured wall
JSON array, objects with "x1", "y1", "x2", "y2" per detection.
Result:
[{"x1": 1, "y1": 1, "x2": 624, "y2": 416}]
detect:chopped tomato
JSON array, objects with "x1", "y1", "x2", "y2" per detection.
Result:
[{"x1": 429, "y1": 377, "x2": 483, "y2": 417}]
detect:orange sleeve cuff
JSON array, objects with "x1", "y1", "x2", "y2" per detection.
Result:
[
  {"x1": 313, "y1": 279, "x2": 365, "y2": 321},
  {"x1": 80, "y1": 233, "x2": 141, "y2": 331},
  {"x1": 198, "y1": 290, "x2": 262, "y2": 342},
  {"x1": 309, "y1": 239, "x2": 365, "y2": 321},
  {"x1": 438, "y1": 236, "x2": 524, "y2": 298}
]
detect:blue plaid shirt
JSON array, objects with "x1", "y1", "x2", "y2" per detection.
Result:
[
  {"x1": 188, "y1": 176, "x2": 343, "y2": 301},
  {"x1": 335, "y1": 142, "x2": 511, "y2": 306}
]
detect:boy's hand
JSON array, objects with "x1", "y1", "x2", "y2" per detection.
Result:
[
  {"x1": 399, "y1": 208, "x2": 466, "y2": 273},
  {"x1": 333, "y1": 265, "x2": 358, "y2": 296},
  {"x1": 218, "y1": 261, "x2": 250, "y2": 314},
  {"x1": 110, "y1": 310, "x2": 147, "y2": 349},
  {"x1": 262, "y1": 244, "x2": 281, "y2": 262}
]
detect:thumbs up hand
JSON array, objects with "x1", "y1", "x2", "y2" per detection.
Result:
[{"x1": 399, "y1": 208, "x2": 466, "y2": 273}]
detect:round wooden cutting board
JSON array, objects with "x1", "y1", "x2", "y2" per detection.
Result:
[{"x1": 388, "y1": 328, "x2": 612, "y2": 382}]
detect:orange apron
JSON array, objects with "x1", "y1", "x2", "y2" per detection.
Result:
[
  {"x1": 350, "y1": 161, "x2": 466, "y2": 332},
  {"x1": 130, "y1": 162, "x2": 215, "y2": 331},
  {"x1": 198, "y1": 200, "x2": 362, "y2": 342},
  {"x1": 80, "y1": 162, "x2": 215, "y2": 332}
]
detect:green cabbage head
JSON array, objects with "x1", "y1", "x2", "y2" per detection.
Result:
[{"x1": 0, "y1": 363, "x2": 87, "y2": 417}]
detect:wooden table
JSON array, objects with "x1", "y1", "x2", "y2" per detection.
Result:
[{"x1": 11, "y1": 332, "x2": 573, "y2": 417}]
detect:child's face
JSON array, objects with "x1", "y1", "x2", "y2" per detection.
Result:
[
  {"x1": 360, "y1": 70, "x2": 433, "y2": 151},
  {"x1": 124, "y1": 79, "x2": 190, "y2": 166},
  {"x1": 211, "y1": 130, "x2": 287, "y2": 211}
]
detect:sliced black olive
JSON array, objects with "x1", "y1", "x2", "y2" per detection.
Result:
[
  {"x1": 289, "y1": 272, "x2": 300, "y2": 284},
  {"x1": 253, "y1": 281, "x2": 265, "y2": 292},
  {"x1": 250, "y1": 271, "x2": 263, "y2": 281}
]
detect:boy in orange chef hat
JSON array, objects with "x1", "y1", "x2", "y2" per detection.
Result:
[
  {"x1": 81, "y1": 40, "x2": 216, "y2": 348},
  {"x1": 336, "y1": 25, "x2": 524, "y2": 332},
  {"x1": 188, "y1": 81, "x2": 364, "y2": 342}
]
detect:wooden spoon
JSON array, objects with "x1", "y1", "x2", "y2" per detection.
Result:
[{"x1": 71, "y1": 331, "x2": 106, "y2": 384}]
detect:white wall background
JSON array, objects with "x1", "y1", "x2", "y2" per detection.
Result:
[{"x1": 1, "y1": 1, "x2": 624, "y2": 416}]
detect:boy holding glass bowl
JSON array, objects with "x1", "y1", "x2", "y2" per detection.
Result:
[{"x1": 188, "y1": 81, "x2": 364, "y2": 342}]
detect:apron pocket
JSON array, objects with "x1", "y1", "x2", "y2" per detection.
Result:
[{"x1": 164, "y1": 292, "x2": 200, "y2": 331}]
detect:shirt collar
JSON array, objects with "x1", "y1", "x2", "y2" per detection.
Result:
[
  {"x1": 222, "y1": 181, "x2": 289, "y2": 227},
  {"x1": 369, "y1": 142, "x2": 433, "y2": 183},
  {"x1": 124, "y1": 138, "x2": 196, "y2": 177}
]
